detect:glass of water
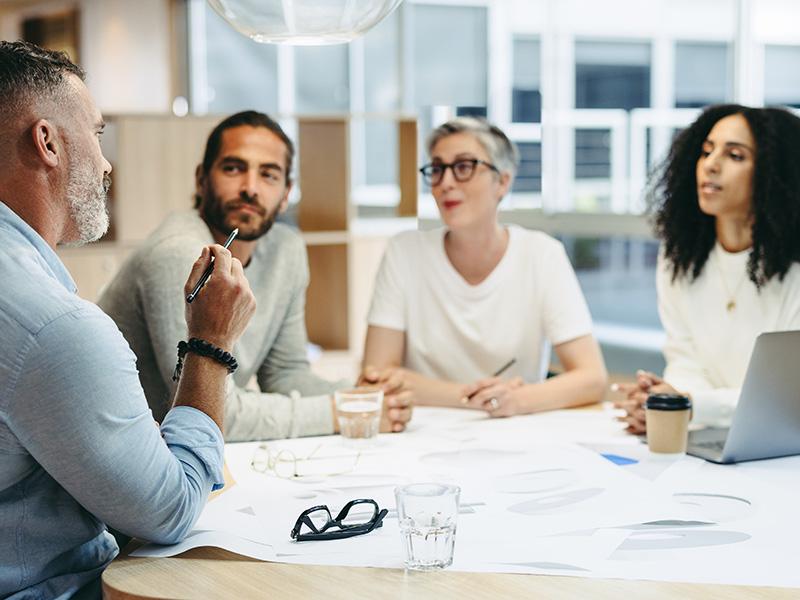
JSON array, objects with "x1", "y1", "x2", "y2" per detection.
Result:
[
  {"x1": 334, "y1": 388, "x2": 383, "y2": 443},
  {"x1": 395, "y1": 483, "x2": 460, "y2": 571}
]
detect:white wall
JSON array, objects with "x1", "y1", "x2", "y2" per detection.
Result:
[
  {"x1": 0, "y1": 0, "x2": 172, "y2": 113},
  {"x1": 81, "y1": 0, "x2": 172, "y2": 113},
  {"x1": 506, "y1": 0, "x2": 736, "y2": 39},
  {"x1": 753, "y1": 0, "x2": 800, "y2": 44}
]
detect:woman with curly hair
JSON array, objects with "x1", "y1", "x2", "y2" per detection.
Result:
[{"x1": 617, "y1": 104, "x2": 800, "y2": 433}]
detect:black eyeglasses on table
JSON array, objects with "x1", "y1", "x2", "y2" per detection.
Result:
[
  {"x1": 290, "y1": 498, "x2": 388, "y2": 542},
  {"x1": 419, "y1": 158, "x2": 499, "y2": 186}
]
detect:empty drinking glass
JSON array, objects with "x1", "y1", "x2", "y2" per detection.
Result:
[{"x1": 395, "y1": 483, "x2": 460, "y2": 571}]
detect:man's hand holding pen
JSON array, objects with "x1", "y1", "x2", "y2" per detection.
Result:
[
  {"x1": 183, "y1": 243, "x2": 256, "y2": 352},
  {"x1": 186, "y1": 228, "x2": 239, "y2": 303}
]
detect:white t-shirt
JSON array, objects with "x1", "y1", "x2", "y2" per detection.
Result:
[
  {"x1": 367, "y1": 226, "x2": 593, "y2": 384},
  {"x1": 657, "y1": 243, "x2": 800, "y2": 426}
]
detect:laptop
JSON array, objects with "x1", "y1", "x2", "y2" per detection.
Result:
[{"x1": 687, "y1": 330, "x2": 800, "y2": 464}]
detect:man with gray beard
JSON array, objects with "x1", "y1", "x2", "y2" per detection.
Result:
[
  {"x1": 0, "y1": 41, "x2": 256, "y2": 598},
  {"x1": 98, "y1": 111, "x2": 413, "y2": 441},
  {"x1": 64, "y1": 154, "x2": 111, "y2": 245}
]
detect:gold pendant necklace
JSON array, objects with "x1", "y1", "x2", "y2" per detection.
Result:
[{"x1": 714, "y1": 250, "x2": 747, "y2": 312}]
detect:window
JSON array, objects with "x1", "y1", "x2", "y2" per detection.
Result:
[
  {"x1": 574, "y1": 130, "x2": 610, "y2": 179},
  {"x1": 409, "y1": 4, "x2": 488, "y2": 110},
  {"x1": 563, "y1": 236, "x2": 659, "y2": 329},
  {"x1": 573, "y1": 41, "x2": 651, "y2": 208},
  {"x1": 200, "y1": 4, "x2": 278, "y2": 114},
  {"x1": 561, "y1": 235, "x2": 665, "y2": 373},
  {"x1": 512, "y1": 142, "x2": 542, "y2": 194},
  {"x1": 512, "y1": 37, "x2": 541, "y2": 123},
  {"x1": 456, "y1": 106, "x2": 488, "y2": 118},
  {"x1": 575, "y1": 41, "x2": 651, "y2": 110},
  {"x1": 363, "y1": 10, "x2": 401, "y2": 187},
  {"x1": 764, "y1": 45, "x2": 800, "y2": 108},
  {"x1": 295, "y1": 45, "x2": 350, "y2": 113},
  {"x1": 674, "y1": 42, "x2": 731, "y2": 108}
]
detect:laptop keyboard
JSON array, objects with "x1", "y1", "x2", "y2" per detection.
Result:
[{"x1": 693, "y1": 440, "x2": 726, "y2": 451}]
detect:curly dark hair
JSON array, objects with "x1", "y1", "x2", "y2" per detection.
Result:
[{"x1": 649, "y1": 103, "x2": 800, "y2": 287}]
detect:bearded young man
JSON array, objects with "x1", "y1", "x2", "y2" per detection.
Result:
[
  {"x1": 0, "y1": 41, "x2": 256, "y2": 598},
  {"x1": 99, "y1": 111, "x2": 412, "y2": 441}
]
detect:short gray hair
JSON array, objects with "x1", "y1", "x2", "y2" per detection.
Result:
[
  {"x1": 0, "y1": 40, "x2": 84, "y2": 118},
  {"x1": 426, "y1": 117, "x2": 520, "y2": 180}
]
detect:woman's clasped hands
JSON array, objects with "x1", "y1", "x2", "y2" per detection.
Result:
[
  {"x1": 612, "y1": 370, "x2": 682, "y2": 434},
  {"x1": 460, "y1": 376, "x2": 525, "y2": 417}
]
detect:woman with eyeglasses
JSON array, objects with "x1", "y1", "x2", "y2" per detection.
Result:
[
  {"x1": 615, "y1": 105, "x2": 800, "y2": 434},
  {"x1": 359, "y1": 117, "x2": 607, "y2": 417}
]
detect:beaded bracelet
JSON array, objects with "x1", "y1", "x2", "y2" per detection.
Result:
[{"x1": 172, "y1": 338, "x2": 239, "y2": 381}]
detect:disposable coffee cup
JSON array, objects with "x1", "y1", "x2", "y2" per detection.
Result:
[{"x1": 645, "y1": 393, "x2": 692, "y2": 455}]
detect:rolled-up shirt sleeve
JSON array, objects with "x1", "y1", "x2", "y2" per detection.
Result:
[
  {"x1": 6, "y1": 305, "x2": 223, "y2": 545},
  {"x1": 222, "y1": 385, "x2": 335, "y2": 442}
]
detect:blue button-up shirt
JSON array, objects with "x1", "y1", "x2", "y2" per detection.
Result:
[{"x1": 0, "y1": 201, "x2": 225, "y2": 599}]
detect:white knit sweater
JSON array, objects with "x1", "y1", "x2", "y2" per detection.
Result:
[{"x1": 657, "y1": 242, "x2": 800, "y2": 426}]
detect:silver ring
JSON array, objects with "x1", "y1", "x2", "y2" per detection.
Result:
[{"x1": 489, "y1": 398, "x2": 499, "y2": 410}]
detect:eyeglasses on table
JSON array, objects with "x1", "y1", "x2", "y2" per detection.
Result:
[
  {"x1": 250, "y1": 443, "x2": 360, "y2": 480},
  {"x1": 290, "y1": 498, "x2": 388, "y2": 542}
]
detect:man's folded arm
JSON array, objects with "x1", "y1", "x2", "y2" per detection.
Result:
[
  {"x1": 8, "y1": 307, "x2": 221, "y2": 545},
  {"x1": 222, "y1": 386, "x2": 335, "y2": 442}
]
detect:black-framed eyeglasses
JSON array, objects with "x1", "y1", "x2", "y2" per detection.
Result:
[
  {"x1": 290, "y1": 499, "x2": 388, "y2": 542},
  {"x1": 419, "y1": 159, "x2": 500, "y2": 186}
]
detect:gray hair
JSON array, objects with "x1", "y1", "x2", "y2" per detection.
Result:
[
  {"x1": 426, "y1": 117, "x2": 520, "y2": 180},
  {"x1": 0, "y1": 40, "x2": 84, "y2": 118}
]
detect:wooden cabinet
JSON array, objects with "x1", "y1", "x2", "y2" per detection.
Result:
[
  {"x1": 59, "y1": 114, "x2": 418, "y2": 352},
  {"x1": 112, "y1": 116, "x2": 220, "y2": 244}
]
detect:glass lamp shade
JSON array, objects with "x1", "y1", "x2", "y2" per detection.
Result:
[{"x1": 207, "y1": 0, "x2": 403, "y2": 45}]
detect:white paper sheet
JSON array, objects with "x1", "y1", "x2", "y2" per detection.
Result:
[
  {"x1": 132, "y1": 407, "x2": 800, "y2": 588},
  {"x1": 131, "y1": 530, "x2": 276, "y2": 561},
  {"x1": 589, "y1": 456, "x2": 800, "y2": 587}
]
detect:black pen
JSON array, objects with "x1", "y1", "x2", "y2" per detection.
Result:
[
  {"x1": 463, "y1": 358, "x2": 517, "y2": 402},
  {"x1": 491, "y1": 358, "x2": 516, "y2": 378},
  {"x1": 186, "y1": 228, "x2": 238, "y2": 303}
]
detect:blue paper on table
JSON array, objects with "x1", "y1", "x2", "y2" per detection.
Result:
[{"x1": 600, "y1": 453, "x2": 638, "y2": 466}]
